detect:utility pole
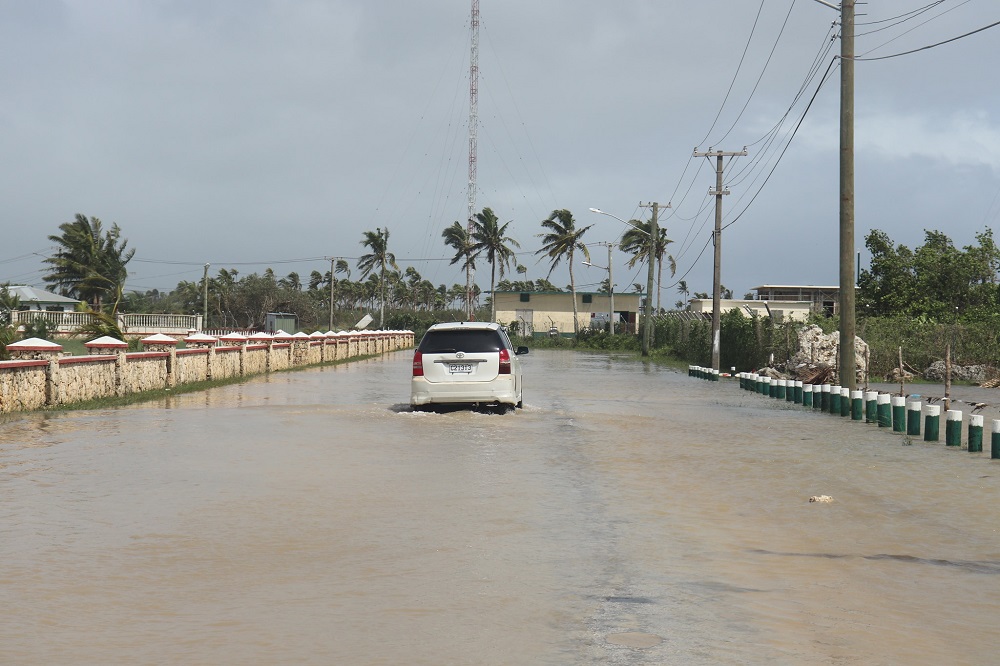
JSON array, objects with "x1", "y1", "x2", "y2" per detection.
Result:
[
  {"x1": 466, "y1": 0, "x2": 480, "y2": 320},
  {"x1": 839, "y1": 1, "x2": 856, "y2": 389},
  {"x1": 693, "y1": 147, "x2": 747, "y2": 371},
  {"x1": 202, "y1": 263, "x2": 210, "y2": 332},
  {"x1": 329, "y1": 257, "x2": 336, "y2": 331},
  {"x1": 638, "y1": 202, "x2": 670, "y2": 356},
  {"x1": 607, "y1": 242, "x2": 614, "y2": 335}
]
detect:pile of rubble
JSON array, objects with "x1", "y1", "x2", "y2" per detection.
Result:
[
  {"x1": 923, "y1": 361, "x2": 993, "y2": 384},
  {"x1": 785, "y1": 324, "x2": 869, "y2": 383}
]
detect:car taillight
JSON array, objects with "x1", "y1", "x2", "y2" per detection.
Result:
[
  {"x1": 498, "y1": 348, "x2": 511, "y2": 375},
  {"x1": 412, "y1": 350, "x2": 424, "y2": 377}
]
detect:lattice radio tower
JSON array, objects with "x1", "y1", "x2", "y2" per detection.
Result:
[{"x1": 465, "y1": 0, "x2": 479, "y2": 319}]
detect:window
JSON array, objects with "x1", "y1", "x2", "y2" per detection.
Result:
[
  {"x1": 582, "y1": 294, "x2": 593, "y2": 304},
  {"x1": 519, "y1": 293, "x2": 530, "y2": 302}
]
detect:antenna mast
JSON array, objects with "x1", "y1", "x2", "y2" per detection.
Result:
[{"x1": 465, "y1": 0, "x2": 479, "y2": 319}]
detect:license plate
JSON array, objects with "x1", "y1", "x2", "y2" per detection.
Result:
[{"x1": 449, "y1": 363, "x2": 474, "y2": 373}]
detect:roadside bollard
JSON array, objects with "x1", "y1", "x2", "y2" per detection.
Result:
[
  {"x1": 820, "y1": 384, "x2": 831, "y2": 412},
  {"x1": 946, "y1": 410, "x2": 962, "y2": 447},
  {"x1": 794, "y1": 380, "x2": 803, "y2": 404},
  {"x1": 829, "y1": 385, "x2": 841, "y2": 415},
  {"x1": 891, "y1": 396, "x2": 906, "y2": 432},
  {"x1": 769, "y1": 378, "x2": 777, "y2": 398},
  {"x1": 969, "y1": 415, "x2": 984, "y2": 453},
  {"x1": 802, "y1": 383, "x2": 813, "y2": 407},
  {"x1": 851, "y1": 390, "x2": 864, "y2": 420},
  {"x1": 776, "y1": 379, "x2": 786, "y2": 400},
  {"x1": 924, "y1": 405, "x2": 941, "y2": 442},
  {"x1": 877, "y1": 393, "x2": 892, "y2": 428},
  {"x1": 786, "y1": 380, "x2": 796, "y2": 403},
  {"x1": 865, "y1": 391, "x2": 878, "y2": 423},
  {"x1": 992, "y1": 420, "x2": 1000, "y2": 459},
  {"x1": 840, "y1": 387, "x2": 850, "y2": 417},
  {"x1": 756, "y1": 375, "x2": 765, "y2": 394},
  {"x1": 907, "y1": 400, "x2": 922, "y2": 436}
]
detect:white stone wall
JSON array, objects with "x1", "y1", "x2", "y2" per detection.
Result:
[{"x1": 0, "y1": 332, "x2": 414, "y2": 413}]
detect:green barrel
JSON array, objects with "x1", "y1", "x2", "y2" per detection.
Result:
[
  {"x1": 969, "y1": 414, "x2": 984, "y2": 453},
  {"x1": 840, "y1": 388, "x2": 850, "y2": 417},
  {"x1": 794, "y1": 381, "x2": 803, "y2": 404},
  {"x1": 924, "y1": 405, "x2": 941, "y2": 442},
  {"x1": 992, "y1": 420, "x2": 1000, "y2": 458},
  {"x1": 689, "y1": 365, "x2": 695, "y2": 378},
  {"x1": 907, "y1": 401, "x2": 921, "y2": 436},
  {"x1": 851, "y1": 390, "x2": 863, "y2": 420},
  {"x1": 786, "y1": 380, "x2": 796, "y2": 403},
  {"x1": 756, "y1": 375, "x2": 765, "y2": 394},
  {"x1": 776, "y1": 379, "x2": 786, "y2": 400},
  {"x1": 713, "y1": 369, "x2": 720, "y2": 382},
  {"x1": 891, "y1": 396, "x2": 906, "y2": 432},
  {"x1": 865, "y1": 391, "x2": 878, "y2": 423},
  {"x1": 802, "y1": 384, "x2": 813, "y2": 407},
  {"x1": 769, "y1": 378, "x2": 777, "y2": 398},
  {"x1": 945, "y1": 410, "x2": 962, "y2": 447},
  {"x1": 829, "y1": 385, "x2": 841, "y2": 415},
  {"x1": 819, "y1": 384, "x2": 830, "y2": 412}
]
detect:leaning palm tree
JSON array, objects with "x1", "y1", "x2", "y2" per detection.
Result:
[
  {"x1": 442, "y1": 221, "x2": 477, "y2": 319},
  {"x1": 357, "y1": 227, "x2": 399, "y2": 328},
  {"x1": 620, "y1": 220, "x2": 675, "y2": 313},
  {"x1": 43, "y1": 214, "x2": 135, "y2": 314},
  {"x1": 536, "y1": 209, "x2": 592, "y2": 335},
  {"x1": 470, "y1": 208, "x2": 519, "y2": 322}
]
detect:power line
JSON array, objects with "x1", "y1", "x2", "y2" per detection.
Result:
[{"x1": 856, "y1": 18, "x2": 1000, "y2": 61}]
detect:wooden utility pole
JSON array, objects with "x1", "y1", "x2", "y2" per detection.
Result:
[
  {"x1": 693, "y1": 147, "x2": 747, "y2": 370},
  {"x1": 839, "y1": 1, "x2": 857, "y2": 389},
  {"x1": 329, "y1": 257, "x2": 336, "y2": 330},
  {"x1": 202, "y1": 263, "x2": 210, "y2": 331}
]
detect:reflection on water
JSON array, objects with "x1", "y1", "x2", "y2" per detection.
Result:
[{"x1": 2, "y1": 349, "x2": 1000, "y2": 664}]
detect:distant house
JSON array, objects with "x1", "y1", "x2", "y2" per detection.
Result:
[
  {"x1": 492, "y1": 290, "x2": 645, "y2": 337},
  {"x1": 685, "y1": 284, "x2": 842, "y2": 322},
  {"x1": 752, "y1": 285, "x2": 841, "y2": 316},
  {"x1": 5, "y1": 285, "x2": 82, "y2": 312}
]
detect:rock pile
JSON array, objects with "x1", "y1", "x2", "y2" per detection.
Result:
[
  {"x1": 923, "y1": 361, "x2": 993, "y2": 383},
  {"x1": 787, "y1": 324, "x2": 869, "y2": 383}
]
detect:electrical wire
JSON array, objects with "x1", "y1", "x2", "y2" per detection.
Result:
[
  {"x1": 713, "y1": 0, "x2": 798, "y2": 146},
  {"x1": 856, "y1": 18, "x2": 1000, "y2": 61}
]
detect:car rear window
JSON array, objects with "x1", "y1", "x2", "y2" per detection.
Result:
[{"x1": 419, "y1": 329, "x2": 504, "y2": 353}]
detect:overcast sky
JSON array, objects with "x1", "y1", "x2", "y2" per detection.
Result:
[{"x1": 2, "y1": 0, "x2": 998, "y2": 306}]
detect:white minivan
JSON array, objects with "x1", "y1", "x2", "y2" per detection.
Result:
[{"x1": 410, "y1": 322, "x2": 528, "y2": 410}]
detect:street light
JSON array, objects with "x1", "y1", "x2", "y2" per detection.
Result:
[
  {"x1": 582, "y1": 241, "x2": 615, "y2": 335},
  {"x1": 589, "y1": 207, "x2": 656, "y2": 356}
]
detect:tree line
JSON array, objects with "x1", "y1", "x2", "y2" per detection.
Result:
[{"x1": 4, "y1": 208, "x2": 677, "y2": 336}]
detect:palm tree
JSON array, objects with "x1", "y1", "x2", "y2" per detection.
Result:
[
  {"x1": 677, "y1": 280, "x2": 690, "y2": 309},
  {"x1": 620, "y1": 220, "x2": 675, "y2": 313},
  {"x1": 469, "y1": 208, "x2": 519, "y2": 322},
  {"x1": 43, "y1": 214, "x2": 135, "y2": 314},
  {"x1": 442, "y1": 221, "x2": 476, "y2": 318},
  {"x1": 357, "y1": 227, "x2": 399, "y2": 328},
  {"x1": 536, "y1": 209, "x2": 592, "y2": 335}
]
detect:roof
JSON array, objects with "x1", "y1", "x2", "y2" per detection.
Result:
[
  {"x1": 752, "y1": 285, "x2": 839, "y2": 290},
  {"x1": 5, "y1": 285, "x2": 81, "y2": 305},
  {"x1": 493, "y1": 290, "x2": 645, "y2": 297}
]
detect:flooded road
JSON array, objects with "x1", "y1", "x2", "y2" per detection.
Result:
[{"x1": 3, "y1": 350, "x2": 1000, "y2": 664}]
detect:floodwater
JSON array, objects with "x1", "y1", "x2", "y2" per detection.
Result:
[{"x1": 2, "y1": 350, "x2": 1000, "y2": 665}]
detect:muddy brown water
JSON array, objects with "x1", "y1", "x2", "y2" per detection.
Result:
[{"x1": 2, "y1": 351, "x2": 999, "y2": 664}]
